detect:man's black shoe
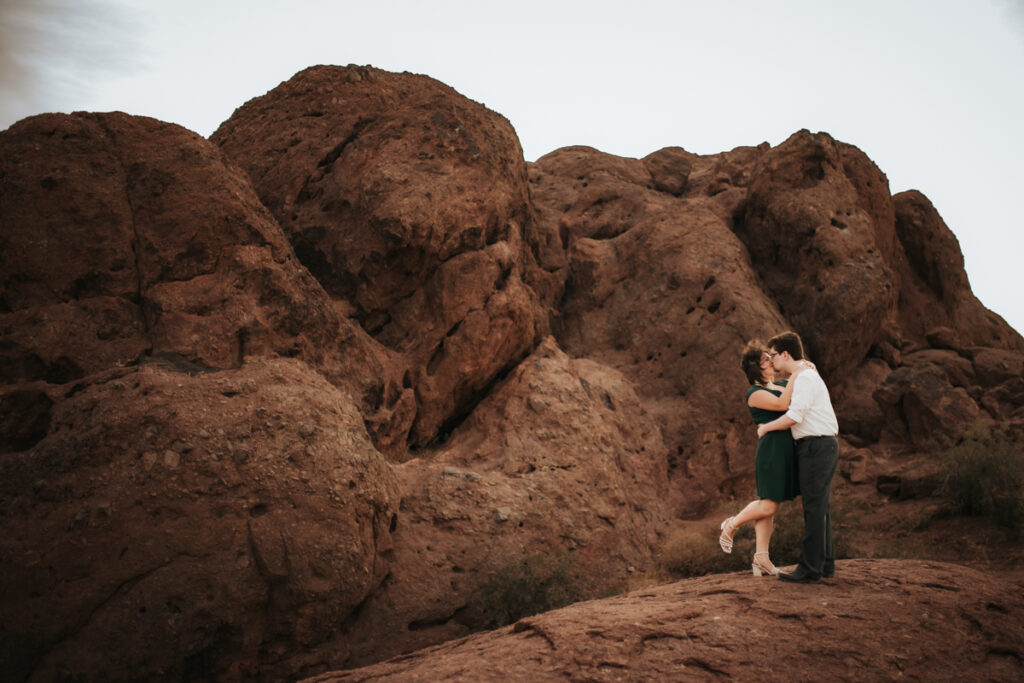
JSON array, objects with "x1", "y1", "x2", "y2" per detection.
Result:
[
  {"x1": 779, "y1": 568, "x2": 820, "y2": 584},
  {"x1": 822, "y1": 566, "x2": 835, "y2": 578}
]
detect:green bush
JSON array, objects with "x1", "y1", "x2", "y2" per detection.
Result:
[
  {"x1": 937, "y1": 423, "x2": 1024, "y2": 533},
  {"x1": 475, "y1": 552, "x2": 581, "y2": 628}
]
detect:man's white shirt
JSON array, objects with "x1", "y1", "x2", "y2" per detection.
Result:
[{"x1": 785, "y1": 368, "x2": 839, "y2": 439}]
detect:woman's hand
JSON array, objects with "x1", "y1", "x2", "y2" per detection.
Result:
[
  {"x1": 790, "y1": 359, "x2": 813, "y2": 379},
  {"x1": 757, "y1": 423, "x2": 769, "y2": 439}
]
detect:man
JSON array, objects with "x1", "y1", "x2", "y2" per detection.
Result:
[{"x1": 757, "y1": 331, "x2": 839, "y2": 583}]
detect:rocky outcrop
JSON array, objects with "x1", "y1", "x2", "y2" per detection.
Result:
[
  {"x1": 892, "y1": 190, "x2": 1021, "y2": 350},
  {"x1": 3, "y1": 65, "x2": 1024, "y2": 682},
  {"x1": 212, "y1": 65, "x2": 553, "y2": 447},
  {"x1": 334, "y1": 338, "x2": 673, "y2": 667},
  {"x1": 529, "y1": 144, "x2": 788, "y2": 513},
  {"x1": 735, "y1": 130, "x2": 899, "y2": 383},
  {"x1": 304, "y1": 560, "x2": 1024, "y2": 682},
  {"x1": 0, "y1": 112, "x2": 402, "y2": 440},
  {"x1": 0, "y1": 358, "x2": 399, "y2": 683}
]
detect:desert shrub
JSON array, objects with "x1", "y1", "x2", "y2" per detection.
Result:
[
  {"x1": 937, "y1": 423, "x2": 1024, "y2": 534},
  {"x1": 475, "y1": 551, "x2": 581, "y2": 628},
  {"x1": 659, "y1": 523, "x2": 751, "y2": 577}
]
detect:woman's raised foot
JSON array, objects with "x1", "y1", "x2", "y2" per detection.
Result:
[{"x1": 719, "y1": 517, "x2": 736, "y2": 554}]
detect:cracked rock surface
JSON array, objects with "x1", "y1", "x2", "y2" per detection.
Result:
[{"x1": 305, "y1": 559, "x2": 1024, "y2": 682}]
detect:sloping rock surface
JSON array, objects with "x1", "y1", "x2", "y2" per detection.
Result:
[{"x1": 305, "y1": 560, "x2": 1024, "y2": 682}]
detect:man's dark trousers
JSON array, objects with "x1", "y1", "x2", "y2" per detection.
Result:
[{"x1": 796, "y1": 435, "x2": 838, "y2": 577}]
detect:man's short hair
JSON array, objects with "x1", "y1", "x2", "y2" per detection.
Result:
[{"x1": 768, "y1": 331, "x2": 805, "y2": 361}]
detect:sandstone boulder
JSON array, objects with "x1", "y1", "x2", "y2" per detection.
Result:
[
  {"x1": 529, "y1": 145, "x2": 789, "y2": 514},
  {"x1": 0, "y1": 358, "x2": 399, "y2": 682},
  {"x1": 332, "y1": 338, "x2": 673, "y2": 667},
  {"x1": 892, "y1": 190, "x2": 1022, "y2": 351},
  {"x1": 736, "y1": 130, "x2": 899, "y2": 383},
  {"x1": 873, "y1": 363, "x2": 983, "y2": 449},
  {"x1": 212, "y1": 65, "x2": 549, "y2": 446},
  {"x1": 0, "y1": 112, "x2": 409, "y2": 450}
]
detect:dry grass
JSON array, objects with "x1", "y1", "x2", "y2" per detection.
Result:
[
  {"x1": 936, "y1": 423, "x2": 1024, "y2": 535},
  {"x1": 659, "y1": 495, "x2": 860, "y2": 578}
]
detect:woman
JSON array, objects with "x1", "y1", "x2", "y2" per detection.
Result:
[{"x1": 718, "y1": 340, "x2": 804, "y2": 576}]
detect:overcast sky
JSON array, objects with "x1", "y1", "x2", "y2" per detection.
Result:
[{"x1": 3, "y1": 0, "x2": 1022, "y2": 335}]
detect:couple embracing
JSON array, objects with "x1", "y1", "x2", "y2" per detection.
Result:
[{"x1": 719, "y1": 331, "x2": 839, "y2": 583}]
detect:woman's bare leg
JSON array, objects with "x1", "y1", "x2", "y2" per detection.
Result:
[
  {"x1": 754, "y1": 514, "x2": 774, "y2": 554},
  {"x1": 721, "y1": 499, "x2": 779, "y2": 546}
]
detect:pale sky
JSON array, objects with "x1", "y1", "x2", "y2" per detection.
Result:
[{"x1": 3, "y1": 0, "x2": 1023, "y2": 336}]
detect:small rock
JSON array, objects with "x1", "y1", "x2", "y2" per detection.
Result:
[
  {"x1": 872, "y1": 341, "x2": 902, "y2": 368},
  {"x1": 142, "y1": 452, "x2": 158, "y2": 470},
  {"x1": 171, "y1": 439, "x2": 193, "y2": 454},
  {"x1": 926, "y1": 327, "x2": 960, "y2": 350},
  {"x1": 494, "y1": 507, "x2": 511, "y2": 522},
  {"x1": 163, "y1": 450, "x2": 180, "y2": 469},
  {"x1": 198, "y1": 429, "x2": 212, "y2": 439},
  {"x1": 299, "y1": 423, "x2": 316, "y2": 439},
  {"x1": 442, "y1": 466, "x2": 462, "y2": 478},
  {"x1": 464, "y1": 472, "x2": 482, "y2": 482}
]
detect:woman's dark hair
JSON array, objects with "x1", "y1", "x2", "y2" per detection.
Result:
[
  {"x1": 767, "y1": 331, "x2": 805, "y2": 361},
  {"x1": 741, "y1": 339, "x2": 768, "y2": 385}
]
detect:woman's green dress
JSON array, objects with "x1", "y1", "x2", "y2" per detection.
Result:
[{"x1": 746, "y1": 380, "x2": 799, "y2": 502}]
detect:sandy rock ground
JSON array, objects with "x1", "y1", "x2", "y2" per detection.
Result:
[{"x1": 305, "y1": 559, "x2": 1024, "y2": 682}]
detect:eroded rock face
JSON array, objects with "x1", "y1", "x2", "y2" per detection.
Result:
[
  {"x1": 212, "y1": 65, "x2": 548, "y2": 445},
  {"x1": 336, "y1": 338, "x2": 672, "y2": 667},
  {"x1": 529, "y1": 145, "x2": 789, "y2": 513},
  {"x1": 0, "y1": 112, "x2": 405, "y2": 445},
  {"x1": 893, "y1": 189, "x2": 1022, "y2": 350},
  {"x1": 736, "y1": 130, "x2": 899, "y2": 383},
  {"x1": 0, "y1": 358, "x2": 399, "y2": 683},
  {"x1": 873, "y1": 363, "x2": 982, "y2": 449}
]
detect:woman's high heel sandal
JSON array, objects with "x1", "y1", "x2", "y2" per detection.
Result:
[
  {"x1": 719, "y1": 517, "x2": 736, "y2": 554},
  {"x1": 752, "y1": 551, "x2": 779, "y2": 577}
]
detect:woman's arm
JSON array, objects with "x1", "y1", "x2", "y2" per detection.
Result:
[
  {"x1": 746, "y1": 366, "x2": 805, "y2": 411},
  {"x1": 757, "y1": 414, "x2": 797, "y2": 439}
]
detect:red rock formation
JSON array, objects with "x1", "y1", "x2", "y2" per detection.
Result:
[
  {"x1": 303, "y1": 560, "x2": 1024, "y2": 682},
  {"x1": 892, "y1": 189, "x2": 1020, "y2": 350},
  {"x1": 3, "y1": 65, "x2": 1024, "y2": 682},
  {"x1": 0, "y1": 358, "x2": 399, "y2": 683},
  {"x1": 528, "y1": 144, "x2": 789, "y2": 513},
  {"x1": 736, "y1": 130, "x2": 899, "y2": 384},
  {"x1": 0, "y1": 112, "x2": 405, "y2": 445},
  {"x1": 212, "y1": 65, "x2": 553, "y2": 447},
  {"x1": 336, "y1": 338, "x2": 672, "y2": 667}
]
